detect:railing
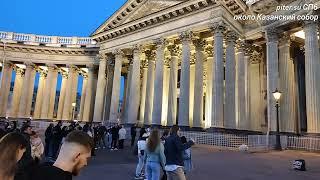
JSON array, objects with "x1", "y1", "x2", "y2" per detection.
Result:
[
  {"x1": 0, "y1": 31, "x2": 96, "y2": 45},
  {"x1": 287, "y1": 136, "x2": 320, "y2": 151}
]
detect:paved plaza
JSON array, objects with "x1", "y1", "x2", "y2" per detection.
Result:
[{"x1": 76, "y1": 143, "x2": 320, "y2": 180}]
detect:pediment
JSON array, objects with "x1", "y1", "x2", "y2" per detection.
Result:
[
  {"x1": 122, "y1": 0, "x2": 186, "y2": 24},
  {"x1": 92, "y1": 0, "x2": 186, "y2": 36}
]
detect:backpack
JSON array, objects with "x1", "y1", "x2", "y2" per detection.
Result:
[{"x1": 293, "y1": 159, "x2": 306, "y2": 171}]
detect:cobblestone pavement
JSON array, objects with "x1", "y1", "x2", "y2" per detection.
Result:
[{"x1": 76, "y1": 143, "x2": 320, "y2": 180}]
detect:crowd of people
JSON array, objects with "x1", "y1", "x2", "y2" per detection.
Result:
[
  {"x1": 134, "y1": 125, "x2": 195, "y2": 180},
  {"x1": 0, "y1": 119, "x2": 195, "y2": 180}
]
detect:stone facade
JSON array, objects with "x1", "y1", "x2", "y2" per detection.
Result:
[{"x1": 0, "y1": 0, "x2": 320, "y2": 134}]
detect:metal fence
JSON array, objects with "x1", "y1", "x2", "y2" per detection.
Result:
[{"x1": 4, "y1": 120, "x2": 320, "y2": 152}]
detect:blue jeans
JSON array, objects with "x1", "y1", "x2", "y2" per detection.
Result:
[
  {"x1": 135, "y1": 154, "x2": 145, "y2": 176},
  {"x1": 146, "y1": 161, "x2": 161, "y2": 180}
]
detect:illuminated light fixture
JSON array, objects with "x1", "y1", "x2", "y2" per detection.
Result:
[
  {"x1": 61, "y1": 67, "x2": 69, "y2": 73},
  {"x1": 81, "y1": 68, "x2": 88, "y2": 73},
  {"x1": 39, "y1": 66, "x2": 48, "y2": 71},
  {"x1": 16, "y1": 64, "x2": 26, "y2": 69}
]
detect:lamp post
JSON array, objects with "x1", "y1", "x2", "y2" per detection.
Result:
[
  {"x1": 71, "y1": 102, "x2": 76, "y2": 121},
  {"x1": 272, "y1": 88, "x2": 282, "y2": 151}
]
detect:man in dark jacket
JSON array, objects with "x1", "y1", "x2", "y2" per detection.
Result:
[{"x1": 164, "y1": 125, "x2": 194, "y2": 180}]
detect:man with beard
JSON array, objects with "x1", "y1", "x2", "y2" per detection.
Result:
[{"x1": 31, "y1": 130, "x2": 94, "y2": 180}]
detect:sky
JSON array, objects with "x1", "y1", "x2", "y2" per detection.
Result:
[
  {"x1": 0, "y1": 0, "x2": 127, "y2": 36},
  {"x1": 0, "y1": 0, "x2": 127, "y2": 98}
]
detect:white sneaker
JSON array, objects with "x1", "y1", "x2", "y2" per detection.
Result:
[{"x1": 114, "y1": 148, "x2": 118, "y2": 150}]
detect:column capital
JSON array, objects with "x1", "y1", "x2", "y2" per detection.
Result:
[
  {"x1": 132, "y1": 44, "x2": 143, "y2": 54},
  {"x1": 141, "y1": 59, "x2": 149, "y2": 69},
  {"x1": 249, "y1": 50, "x2": 263, "y2": 64},
  {"x1": 179, "y1": 31, "x2": 193, "y2": 42},
  {"x1": 210, "y1": 21, "x2": 227, "y2": 34},
  {"x1": 279, "y1": 32, "x2": 292, "y2": 47},
  {"x1": 265, "y1": 27, "x2": 279, "y2": 43},
  {"x1": 145, "y1": 49, "x2": 156, "y2": 61},
  {"x1": 24, "y1": 61, "x2": 35, "y2": 68},
  {"x1": 193, "y1": 39, "x2": 206, "y2": 51},
  {"x1": 226, "y1": 31, "x2": 238, "y2": 43},
  {"x1": 164, "y1": 56, "x2": 171, "y2": 67},
  {"x1": 39, "y1": 70, "x2": 47, "y2": 78},
  {"x1": 46, "y1": 63, "x2": 57, "y2": 71},
  {"x1": 15, "y1": 68, "x2": 25, "y2": 76},
  {"x1": 97, "y1": 54, "x2": 107, "y2": 62},
  {"x1": 204, "y1": 44, "x2": 213, "y2": 58},
  {"x1": 167, "y1": 44, "x2": 180, "y2": 57},
  {"x1": 113, "y1": 49, "x2": 124, "y2": 58},
  {"x1": 153, "y1": 38, "x2": 166, "y2": 48}
]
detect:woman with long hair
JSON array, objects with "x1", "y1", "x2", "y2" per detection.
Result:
[
  {"x1": 144, "y1": 129, "x2": 166, "y2": 180},
  {"x1": 0, "y1": 132, "x2": 28, "y2": 180}
]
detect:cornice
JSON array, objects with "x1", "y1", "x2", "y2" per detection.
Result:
[{"x1": 0, "y1": 43, "x2": 99, "y2": 56}]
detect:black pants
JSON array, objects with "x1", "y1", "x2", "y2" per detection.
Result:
[
  {"x1": 111, "y1": 138, "x2": 118, "y2": 148},
  {"x1": 131, "y1": 135, "x2": 136, "y2": 146},
  {"x1": 119, "y1": 139, "x2": 124, "y2": 149}
]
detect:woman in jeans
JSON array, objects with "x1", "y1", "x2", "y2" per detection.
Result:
[{"x1": 144, "y1": 129, "x2": 166, "y2": 180}]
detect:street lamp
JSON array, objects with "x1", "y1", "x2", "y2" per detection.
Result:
[
  {"x1": 272, "y1": 88, "x2": 282, "y2": 151},
  {"x1": 71, "y1": 102, "x2": 76, "y2": 121}
]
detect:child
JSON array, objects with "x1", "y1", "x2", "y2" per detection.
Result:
[{"x1": 181, "y1": 136, "x2": 193, "y2": 174}]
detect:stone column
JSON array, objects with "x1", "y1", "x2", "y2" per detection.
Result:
[
  {"x1": 79, "y1": 74, "x2": 88, "y2": 121},
  {"x1": 127, "y1": 45, "x2": 141, "y2": 124},
  {"x1": 224, "y1": 31, "x2": 238, "y2": 129},
  {"x1": 237, "y1": 41, "x2": 248, "y2": 130},
  {"x1": 40, "y1": 64, "x2": 57, "y2": 119},
  {"x1": 104, "y1": 62, "x2": 114, "y2": 122},
  {"x1": 109, "y1": 50, "x2": 123, "y2": 123},
  {"x1": 71, "y1": 69, "x2": 79, "y2": 120},
  {"x1": 0, "y1": 62, "x2": 13, "y2": 117},
  {"x1": 266, "y1": 28, "x2": 279, "y2": 132},
  {"x1": 167, "y1": 45, "x2": 179, "y2": 126},
  {"x1": 18, "y1": 62, "x2": 35, "y2": 117},
  {"x1": 83, "y1": 64, "x2": 96, "y2": 122},
  {"x1": 178, "y1": 31, "x2": 192, "y2": 127},
  {"x1": 121, "y1": 75, "x2": 128, "y2": 119},
  {"x1": 193, "y1": 39, "x2": 205, "y2": 128},
  {"x1": 279, "y1": 34, "x2": 296, "y2": 133},
  {"x1": 33, "y1": 71, "x2": 46, "y2": 119},
  {"x1": 162, "y1": 60, "x2": 170, "y2": 126},
  {"x1": 25, "y1": 68, "x2": 36, "y2": 118},
  {"x1": 48, "y1": 68, "x2": 58, "y2": 119},
  {"x1": 152, "y1": 39, "x2": 166, "y2": 126},
  {"x1": 144, "y1": 51, "x2": 155, "y2": 125},
  {"x1": 139, "y1": 60, "x2": 148, "y2": 125},
  {"x1": 124, "y1": 63, "x2": 133, "y2": 124},
  {"x1": 93, "y1": 56, "x2": 107, "y2": 122},
  {"x1": 62, "y1": 65, "x2": 77, "y2": 120},
  {"x1": 189, "y1": 60, "x2": 195, "y2": 127},
  {"x1": 10, "y1": 68, "x2": 24, "y2": 117},
  {"x1": 304, "y1": 21, "x2": 320, "y2": 133},
  {"x1": 56, "y1": 71, "x2": 68, "y2": 120},
  {"x1": 205, "y1": 45, "x2": 214, "y2": 128},
  {"x1": 211, "y1": 22, "x2": 226, "y2": 127}
]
